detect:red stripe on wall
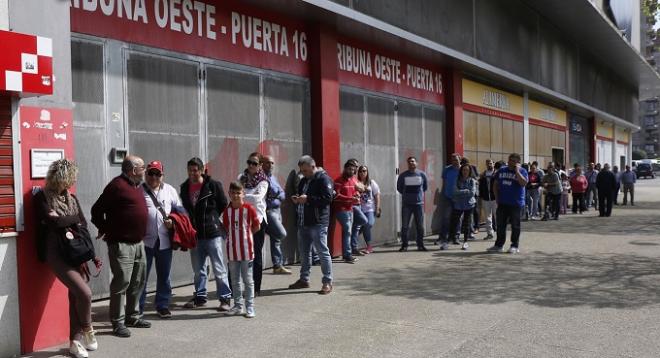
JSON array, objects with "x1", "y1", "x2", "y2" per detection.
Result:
[
  {"x1": 529, "y1": 118, "x2": 567, "y2": 132},
  {"x1": 462, "y1": 103, "x2": 524, "y2": 122}
]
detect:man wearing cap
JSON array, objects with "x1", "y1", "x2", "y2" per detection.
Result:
[
  {"x1": 139, "y1": 161, "x2": 185, "y2": 319},
  {"x1": 92, "y1": 155, "x2": 150, "y2": 338}
]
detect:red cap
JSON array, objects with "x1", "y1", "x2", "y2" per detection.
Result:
[{"x1": 147, "y1": 160, "x2": 164, "y2": 173}]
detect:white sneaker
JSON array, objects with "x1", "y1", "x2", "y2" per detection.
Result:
[
  {"x1": 225, "y1": 305, "x2": 244, "y2": 316},
  {"x1": 440, "y1": 243, "x2": 449, "y2": 250},
  {"x1": 75, "y1": 330, "x2": 98, "y2": 351},
  {"x1": 245, "y1": 307, "x2": 255, "y2": 318},
  {"x1": 508, "y1": 247, "x2": 520, "y2": 254},
  {"x1": 69, "y1": 340, "x2": 89, "y2": 358},
  {"x1": 461, "y1": 242, "x2": 469, "y2": 250}
]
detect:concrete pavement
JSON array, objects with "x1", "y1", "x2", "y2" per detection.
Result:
[{"x1": 25, "y1": 178, "x2": 660, "y2": 358}]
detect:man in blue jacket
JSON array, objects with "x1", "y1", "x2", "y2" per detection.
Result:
[
  {"x1": 288, "y1": 155, "x2": 334, "y2": 295},
  {"x1": 396, "y1": 156, "x2": 428, "y2": 251}
]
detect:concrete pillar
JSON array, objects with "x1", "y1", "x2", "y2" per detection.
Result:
[
  {"x1": 309, "y1": 24, "x2": 342, "y2": 256},
  {"x1": 445, "y1": 69, "x2": 463, "y2": 158},
  {"x1": 9, "y1": 0, "x2": 74, "y2": 353},
  {"x1": 523, "y1": 92, "x2": 530, "y2": 163}
]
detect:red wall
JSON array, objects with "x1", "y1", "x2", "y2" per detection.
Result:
[{"x1": 17, "y1": 106, "x2": 74, "y2": 352}]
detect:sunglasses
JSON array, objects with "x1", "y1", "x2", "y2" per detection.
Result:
[
  {"x1": 247, "y1": 160, "x2": 259, "y2": 166},
  {"x1": 147, "y1": 171, "x2": 162, "y2": 177}
]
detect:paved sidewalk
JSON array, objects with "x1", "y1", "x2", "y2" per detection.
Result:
[{"x1": 26, "y1": 179, "x2": 660, "y2": 358}]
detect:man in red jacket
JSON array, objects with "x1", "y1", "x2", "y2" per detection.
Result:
[{"x1": 91, "y1": 155, "x2": 150, "y2": 338}]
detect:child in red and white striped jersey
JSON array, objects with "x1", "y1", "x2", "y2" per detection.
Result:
[{"x1": 221, "y1": 181, "x2": 261, "y2": 318}]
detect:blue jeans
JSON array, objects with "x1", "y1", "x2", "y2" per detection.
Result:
[
  {"x1": 189, "y1": 236, "x2": 231, "y2": 301},
  {"x1": 350, "y1": 206, "x2": 368, "y2": 249},
  {"x1": 228, "y1": 260, "x2": 254, "y2": 310},
  {"x1": 401, "y1": 203, "x2": 424, "y2": 247},
  {"x1": 298, "y1": 225, "x2": 332, "y2": 284},
  {"x1": 266, "y1": 208, "x2": 287, "y2": 268},
  {"x1": 352, "y1": 210, "x2": 375, "y2": 246},
  {"x1": 139, "y1": 241, "x2": 172, "y2": 312},
  {"x1": 335, "y1": 210, "x2": 353, "y2": 258}
]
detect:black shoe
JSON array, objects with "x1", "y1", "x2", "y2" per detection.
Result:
[
  {"x1": 343, "y1": 256, "x2": 358, "y2": 263},
  {"x1": 417, "y1": 246, "x2": 428, "y2": 251},
  {"x1": 451, "y1": 240, "x2": 460, "y2": 245},
  {"x1": 125, "y1": 318, "x2": 151, "y2": 328},
  {"x1": 157, "y1": 308, "x2": 172, "y2": 319},
  {"x1": 112, "y1": 324, "x2": 131, "y2": 338},
  {"x1": 398, "y1": 246, "x2": 408, "y2": 252}
]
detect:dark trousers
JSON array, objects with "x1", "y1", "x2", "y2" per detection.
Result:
[
  {"x1": 252, "y1": 221, "x2": 266, "y2": 294},
  {"x1": 495, "y1": 204, "x2": 522, "y2": 249},
  {"x1": 472, "y1": 202, "x2": 479, "y2": 232},
  {"x1": 449, "y1": 209, "x2": 473, "y2": 243},
  {"x1": 572, "y1": 193, "x2": 586, "y2": 213},
  {"x1": 598, "y1": 190, "x2": 613, "y2": 217},
  {"x1": 401, "y1": 204, "x2": 425, "y2": 248},
  {"x1": 544, "y1": 193, "x2": 560, "y2": 219},
  {"x1": 614, "y1": 185, "x2": 620, "y2": 204}
]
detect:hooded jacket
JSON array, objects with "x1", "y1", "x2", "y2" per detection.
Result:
[{"x1": 180, "y1": 175, "x2": 228, "y2": 239}]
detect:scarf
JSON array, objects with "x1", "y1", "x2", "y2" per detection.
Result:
[
  {"x1": 241, "y1": 169, "x2": 268, "y2": 189},
  {"x1": 44, "y1": 189, "x2": 78, "y2": 217}
]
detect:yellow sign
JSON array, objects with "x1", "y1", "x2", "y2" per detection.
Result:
[
  {"x1": 529, "y1": 101, "x2": 567, "y2": 127},
  {"x1": 615, "y1": 126, "x2": 630, "y2": 143},
  {"x1": 462, "y1": 79, "x2": 523, "y2": 117},
  {"x1": 596, "y1": 120, "x2": 614, "y2": 139}
]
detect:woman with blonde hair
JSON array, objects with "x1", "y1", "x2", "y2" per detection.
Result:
[{"x1": 34, "y1": 159, "x2": 101, "y2": 358}]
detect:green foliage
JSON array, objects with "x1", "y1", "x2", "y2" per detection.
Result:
[{"x1": 633, "y1": 149, "x2": 648, "y2": 160}]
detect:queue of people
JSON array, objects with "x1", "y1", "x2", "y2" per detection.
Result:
[{"x1": 38, "y1": 150, "x2": 634, "y2": 358}]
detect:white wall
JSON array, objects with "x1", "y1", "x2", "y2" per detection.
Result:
[
  {"x1": 0, "y1": 0, "x2": 8, "y2": 30},
  {"x1": 0, "y1": 236, "x2": 20, "y2": 357},
  {"x1": 597, "y1": 139, "x2": 614, "y2": 165}
]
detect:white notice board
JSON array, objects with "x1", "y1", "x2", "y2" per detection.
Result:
[{"x1": 30, "y1": 149, "x2": 64, "y2": 179}]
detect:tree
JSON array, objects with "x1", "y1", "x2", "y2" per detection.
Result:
[{"x1": 633, "y1": 149, "x2": 648, "y2": 160}]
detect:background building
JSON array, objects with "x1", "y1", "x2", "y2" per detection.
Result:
[{"x1": 0, "y1": 0, "x2": 656, "y2": 355}]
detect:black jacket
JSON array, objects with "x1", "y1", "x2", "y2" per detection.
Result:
[
  {"x1": 478, "y1": 172, "x2": 496, "y2": 201},
  {"x1": 595, "y1": 170, "x2": 617, "y2": 192},
  {"x1": 297, "y1": 170, "x2": 334, "y2": 226},
  {"x1": 180, "y1": 175, "x2": 228, "y2": 239}
]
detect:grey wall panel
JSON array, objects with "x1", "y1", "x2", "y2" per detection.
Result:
[
  {"x1": 126, "y1": 54, "x2": 199, "y2": 135},
  {"x1": 352, "y1": 0, "x2": 474, "y2": 55},
  {"x1": 207, "y1": 68, "x2": 260, "y2": 137},
  {"x1": 367, "y1": 97, "x2": 395, "y2": 146},
  {"x1": 73, "y1": 126, "x2": 109, "y2": 297},
  {"x1": 0, "y1": 238, "x2": 20, "y2": 357},
  {"x1": 539, "y1": 19, "x2": 578, "y2": 98},
  {"x1": 340, "y1": 91, "x2": 365, "y2": 144},
  {"x1": 264, "y1": 77, "x2": 308, "y2": 140},
  {"x1": 475, "y1": 0, "x2": 540, "y2": 82},
  {"x1": 129, "y1": 132, "x2": 199, "y2": 190},
  {"x1": 72, "y1": 41, "x2": 105, "y2": 125}
]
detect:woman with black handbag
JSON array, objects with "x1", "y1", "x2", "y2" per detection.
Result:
[{"x1": 34, "y1": 159, "x2": 102, "y2": 358}]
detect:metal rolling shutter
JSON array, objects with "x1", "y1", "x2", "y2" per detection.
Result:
[{"x1": 0, "y1": 95, "x2": 15, "y2": 231}]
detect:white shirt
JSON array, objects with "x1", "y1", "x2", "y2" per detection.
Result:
[
  {"x1": 237, "y1": 174, "x2": 268, "y2": 224},
  {"x1": 141, "y1": 182, "x2": 185, "y2": 250}
]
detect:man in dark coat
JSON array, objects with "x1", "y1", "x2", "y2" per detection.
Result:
[{"x1": 596, "y1": 163, "x2": 616, "y2": 217}]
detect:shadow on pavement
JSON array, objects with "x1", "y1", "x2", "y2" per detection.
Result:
[
  {"x1": 21, "y1": 349, "x2": 69, "y2": 357},
  {"x1": 343, "y1": 250, "x2": 660, "y2": 309},
  {"x1": 520, "y1": 203, "x2": 660, "y2": 236}
]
